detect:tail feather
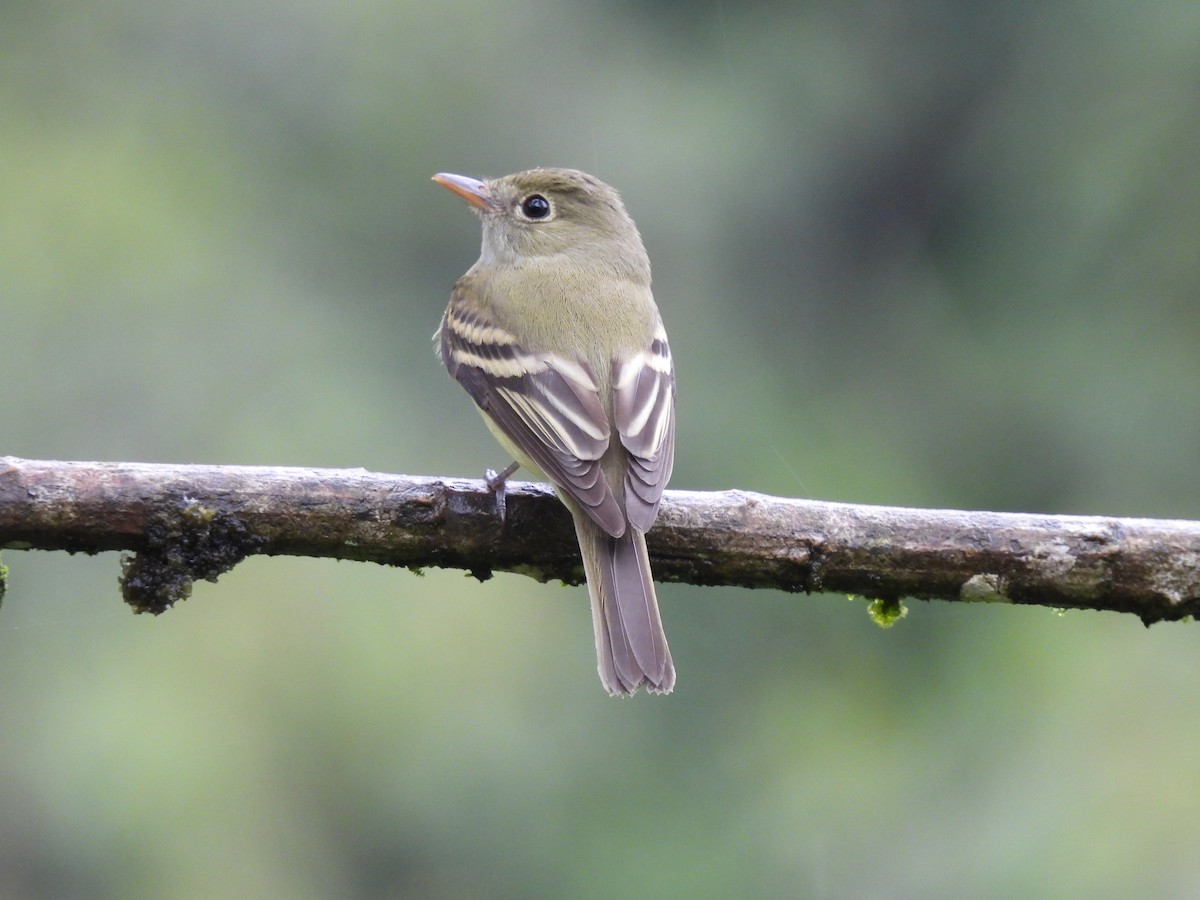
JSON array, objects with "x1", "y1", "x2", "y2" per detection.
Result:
[{"x1": 576, "y1": 514, "x2": 674, "y2": 696}]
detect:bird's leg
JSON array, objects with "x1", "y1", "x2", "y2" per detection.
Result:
[{"x1": 484, "y1": 460, "x2": 520, "y2": 524}]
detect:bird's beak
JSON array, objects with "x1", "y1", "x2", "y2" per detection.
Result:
[{"x1": 432, "y1": 173, "x2": 495, "y2": 211}]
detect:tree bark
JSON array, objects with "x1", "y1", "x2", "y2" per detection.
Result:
[{"x1": 2, "y1": 456, "x2": 1198, "y2": 622}]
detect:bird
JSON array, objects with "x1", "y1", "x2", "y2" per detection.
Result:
[{"x1": 433, "y1": 167, "x2": 676, "y2": 695}]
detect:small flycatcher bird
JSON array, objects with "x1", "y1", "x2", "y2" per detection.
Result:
[{"x1": 433, "y1": 168, "x2": 676, "y2": 696}]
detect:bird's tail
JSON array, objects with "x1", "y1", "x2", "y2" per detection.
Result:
[{"x1": 574, "y1": 513, "x2": 675, "y2": 696}]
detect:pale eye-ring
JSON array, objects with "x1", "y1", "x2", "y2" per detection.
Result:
[{"x1": 521, "y1": 194, "x2": 551, "y2": 219}]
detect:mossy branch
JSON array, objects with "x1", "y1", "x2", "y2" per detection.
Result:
[{"x1": 2, "y1": 456, "x2": 1199, "y2": 622}]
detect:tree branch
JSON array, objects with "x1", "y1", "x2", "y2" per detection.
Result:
[{"x1": 1, "y1": 456, "x2": 1198, "y2": 623}]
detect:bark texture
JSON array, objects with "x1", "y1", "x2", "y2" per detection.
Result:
[{"x1": 2, "y1": 457, "x2": 1198, "y2": 622}]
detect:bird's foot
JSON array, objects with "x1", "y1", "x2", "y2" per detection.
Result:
[{"x1": 484, "y1": 461, "x2": 520, "y2": 524}]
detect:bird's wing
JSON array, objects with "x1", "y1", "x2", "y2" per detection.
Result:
[
  {"x1": 611, "y1": 321, "x2": 676, "y2": 532},
  {"x1": 439, "y1": 294, "x2": 627, "y2": 537}
]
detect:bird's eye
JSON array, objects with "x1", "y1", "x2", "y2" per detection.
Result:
[{"x1": 521, "y1": 194, "x2": 551, "y2": 219}]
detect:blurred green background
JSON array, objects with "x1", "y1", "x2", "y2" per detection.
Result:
[{"x1": 3, "y1": 1, "x2": 1199, "y2": 896}]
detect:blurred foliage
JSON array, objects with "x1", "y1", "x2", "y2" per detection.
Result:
[{"x1": 3, "y1": 1, "x2": 1200, "y2": 896}]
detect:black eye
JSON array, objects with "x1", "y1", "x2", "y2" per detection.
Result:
[{"x1": 521, "y1": 194, "x2": 551, "y2": 219}]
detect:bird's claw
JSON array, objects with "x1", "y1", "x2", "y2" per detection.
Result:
[{"x1": 484, "y1": 461, "x2": 520, "y2": 524}]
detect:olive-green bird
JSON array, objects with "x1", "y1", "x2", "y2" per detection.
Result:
[{"x1": 433, "y1": 168, "x2": 676, "y2": 696}]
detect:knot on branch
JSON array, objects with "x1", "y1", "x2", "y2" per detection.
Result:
[{"x1": 119, "y1": 498, "x2": 265, "y2": 614}]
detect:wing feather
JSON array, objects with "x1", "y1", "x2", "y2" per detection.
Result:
[
  {"x1": 612, "y1": 325, "x2": 676, "y2": 532},
  {"x1": 439, "y1": 295, "x2": 627, "y2": 537}
]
